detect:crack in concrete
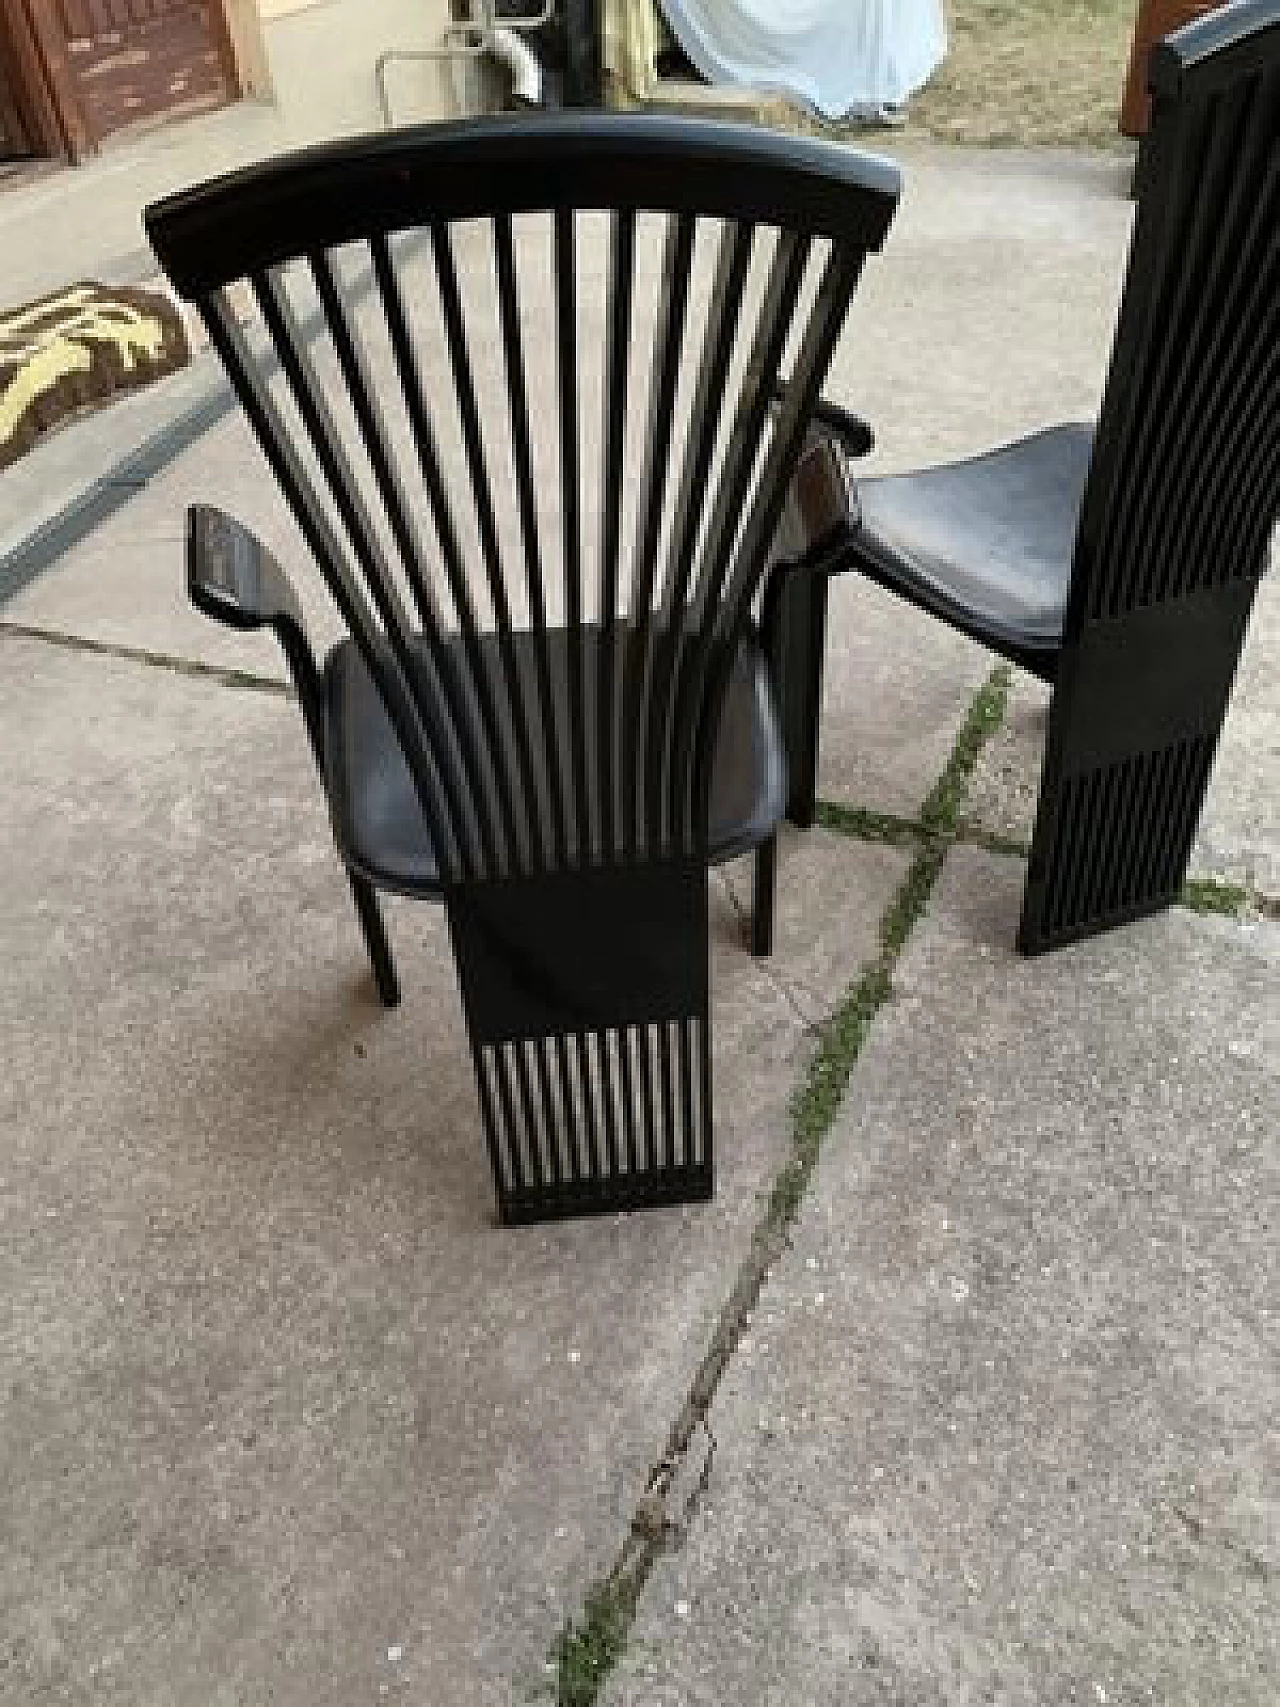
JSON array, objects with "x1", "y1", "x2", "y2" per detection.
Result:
[
  {"x1": 713, "y1": 867, "x2": 817, "y2": 1035},
  {"x1": 549, "y1": 667, "x2": 1014, "y2": 1706},
  {"x1": 8, "y1": 617, "x2": 1275, "y2": 924},
  {"x1": 0, "y1": 617, "x2": 292, "y2": 698}
]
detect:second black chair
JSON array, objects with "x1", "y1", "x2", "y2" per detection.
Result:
[{"x1": 768, "y1": 0, "x2": 1279, "y2": 953}]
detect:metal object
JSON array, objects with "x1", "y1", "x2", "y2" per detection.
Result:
[{"x1": 376, "y1": 0, "x2": 555, "y2": 125}]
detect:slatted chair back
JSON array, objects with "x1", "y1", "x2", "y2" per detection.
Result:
[
  {"x1": 1021, "y1": 0, "x2": 1280, "y2": 952},
  {"x1": 148, "y1": 117, "x2": 899, "y2": 1221}
]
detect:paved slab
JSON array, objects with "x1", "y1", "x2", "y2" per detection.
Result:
[
  {"x1": 4, "y1": 399, "x2": 332, "y2": 681},
  {"x1": 607, "y1": 846, "x2": 1279, "y2": 1707},
  {"x1": 0, "y1": 351, "x2": 230, "y2": 569},
  {"x1": 964, "y1": 559, "x2": 1280, "y2": 896},
  {"x1": 0, "y1": 630, "x2": 907, "y2": 1705},
  {"x1": 720, "y1": 827, "x2": 908, "y2": 1028}
]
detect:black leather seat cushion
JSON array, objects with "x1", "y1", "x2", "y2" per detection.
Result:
[
  {"x1": 855, "y1": 422, "x2": 1094, "y2": 649},
  {"x1": 322, "y1": 623, "x2": 785, "y2": 896}
]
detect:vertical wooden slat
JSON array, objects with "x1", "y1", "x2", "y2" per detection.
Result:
[
  {"x1": 512, "y1": 1042, "x2": 547, "y2": 1193},
  {"x1": 431, "y1": 220, "x2": 544, "y2": 875},
  {"x1": 656, "y1": 1022, "x2": 676, "y2": 1173},
  {"x1": 1128, "y1": 88, "x2": 1262, "y2": 608},
  {"x1": 617, "y1": 1027, "x2": 639, "y2": 1177},
  {"x1": 1181, "y1": 250, "x2": 1280, "y2": 593},
  {"x1": 532, "y1": 1038, "x2": 563, "y2": 1188},
  {"x1": 593, "y1": 1028, "x2": 623, "y2": 1182},
  {"x1": 492, "y1": 212, "x2": 570, "y2": 869},
  {"x1": 677, "y1": 1017, "x2": 694, "y2": 1170},
  {"x1": 647, "y1": 219, "x2": 755, "y2": 846},
  {"x1": 309, "y1": 245, "x2": 481, "y2": 879},
  {"x1": 696, "y1": 1015, "x2": 712, "y2": 1169},
  {"x1": 635, "y1": 1027, "x2": 658, "y2": 1173},
  {"x1": 370, "y1": 233, "x2": 518, "y2": 877},
  {"x1": 573, "y1": 1032, "x2": 604, "y2": 1179},
  {"x1": 238, "y1": 273, "x2": 461, "y2": 875},
  {"x1": 474, "y1": 1050, "x2": 515, "y2": 1201},
  {"x1": 664, "y1": 232, "x2": 811, "y2": 842},
  {"x1": 553, "y1": 1033, "x2": 584, "y2": 1182},
  {"x1": 597, "y1": 207, "x2": 637, "y2": 864},
  {"x1": 490, "y1": 1047, "x2": 528, "y2": 1200},
  {"x1": 555, "y1": 207, "x2": 593, "y2": 865},
  {"x1": 689, "y1": 244, "x2": 865, "y2": 843},
  {"x1": 621, "y1": 211, "x2": 696, "y2": 861}
]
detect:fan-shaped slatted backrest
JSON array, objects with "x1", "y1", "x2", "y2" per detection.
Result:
[
  {"x1": 148, "y1": 117, "x2": 899, "y2": 888},
  {"x1": 1073, "y1": 2, "x2": 1279, "y2": 625},
  {"x1": 1020, "y1": 2, "x2": 1279, "y2": 953}
]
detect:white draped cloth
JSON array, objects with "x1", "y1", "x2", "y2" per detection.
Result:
[{"x1": 658, "y1": 0, "x2": 948, "y2": 120}]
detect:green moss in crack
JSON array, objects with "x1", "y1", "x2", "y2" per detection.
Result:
[
  {"x1": 554, "y1": 1582, "x2": 635, "y2": 1707},
  {"x1": 920, "y1": 666, "x2": 1012, "y2": 837},
  {"x1": 1180, "y1": 877, "x2": 1250, "y2": 918},
  {"x1": 542, "y1": 666, "x2": 1017, "y2": 1705},
  {"x1": 813, "y1": 801, "x2": 926, "y2": 847}
]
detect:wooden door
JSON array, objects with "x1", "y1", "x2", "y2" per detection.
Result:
[
  {"x1": 0, "y1": 76, "x2": 34, "y2": 163},
  {"x1": 37, "y1": 2, "x2": 238, "y2": 150},
  {"x1": 0, "y1": 18, "x2": 37, "y2": 159}
]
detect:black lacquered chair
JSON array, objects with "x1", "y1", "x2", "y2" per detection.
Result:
[
  {"x1": 146, "y1": 116, "x2": 899, "y2": 1223},
  {"x1": 773, "y1": 0, "x2": 1279, "y2": 953}
]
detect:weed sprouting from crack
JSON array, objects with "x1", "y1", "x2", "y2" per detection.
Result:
[
  {"x1": 919, "y1": 668, "x2": 1012, "y2": 836},
  {"x1": 1180, "y1": 876, "x2": 1251, "y2": 918},
  {"x1": 552, "y1": 1581, "x2": 636, "y2": 1707},
  {"x1": 812, "y1": 801, "x2": 925, "y2": 846}
]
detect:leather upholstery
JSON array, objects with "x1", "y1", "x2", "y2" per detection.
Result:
[
  {"x1": 855, "y1": 422, "x2": 1094, "y2": 650},
  {"x1": 322, "y1": 625, "x2": 785, "y2": 895}
]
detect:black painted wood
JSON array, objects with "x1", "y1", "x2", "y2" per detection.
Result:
[
  {"x1": 149, "y1": 115, "x2": 900, "y2": 1222},
  {"x1": 1021, "y1": 6, "x2": 1280, "y2": 950},
  {"x1": 761, "y1": 4, "x2": 1278, "y2": 958}
]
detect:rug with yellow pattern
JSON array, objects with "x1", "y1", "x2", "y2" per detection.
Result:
[{"x1": 1, "y1": 282, "x2": 190, "y2": 471}]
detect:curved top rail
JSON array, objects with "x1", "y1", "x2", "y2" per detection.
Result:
[
  {"x1": 146, "y1": 113, "x2": 900, "y2": 297},
  {"x1": 1150, "y1": 0, "x2": 1280, "y2": 97}
]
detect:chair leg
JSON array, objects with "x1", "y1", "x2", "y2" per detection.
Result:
[
  {"x1": 751, "y1": 834, "x2": 778, "y2": 959},
  {"x1": 347, "y1": 873, "x2": 401, "y2": 1008},
  {"x1": 768, "y1": 567, "x2": 829, "y2": 829}
]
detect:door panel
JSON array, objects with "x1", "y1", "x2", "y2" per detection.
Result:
[
  {"x1": 45, "y1": 0, "x2": 234, "y2": 148},
  {"x1": 0, "y1": 18, "x2": 37, "y2": 160}
]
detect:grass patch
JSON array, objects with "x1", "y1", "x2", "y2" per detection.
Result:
[
  {"x1": 553, "y1": 1584, "x2": 635, "y2": 1707},
  {"x1": 548, "y1": 665, "x2": 1012, "y2": 1704},
  {"x1": 812, "y1": 801, "x2": 926, "y2": 847},
  {"x1": 910, "y1": 0, "x2": 1136, "y2": 148},
  {"x1": 956, "y1": 821, "x2": 1033, "y2": 860},
  {"x1": 920, "y1": 667, "x2": 1012, "y2": 835},
  {"x1": 786, "y1": 0, "x2": 1136, "y2": 149},
  {"x1": 1181, "y1": 876, "x2": 1251, "y2": 918},
  {"x1": 0, "y1": 618, "x2": 292, "y2": 698}
]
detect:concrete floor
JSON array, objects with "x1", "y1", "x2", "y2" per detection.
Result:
[{"x1": 1, "y1": 142, "x2": 1276, "y2": 1705}]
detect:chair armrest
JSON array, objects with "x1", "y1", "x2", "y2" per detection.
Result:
[
  {"x1": 809, "y1": 397, "x2": 875, "y2": 460},
  {"x1": 186, "y1": 504, "x2": 306, "y2": 637},
  {"x1": 187, "y1": 504, "x2": 326, "y2": 764},
  {"x1": 771, "y1": 380, "x2": 875, "y2": 460},
  {"x1": 772, "y1": 433, "x2": 860, "y2": 574}
]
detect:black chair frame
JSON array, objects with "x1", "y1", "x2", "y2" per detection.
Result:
[
  {"x1": 767, "y1": 2, "x2": 1279, "y2": 942},
  {"x1": 148, "y1": 116, "x2": 900, "y2": 1222}
]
